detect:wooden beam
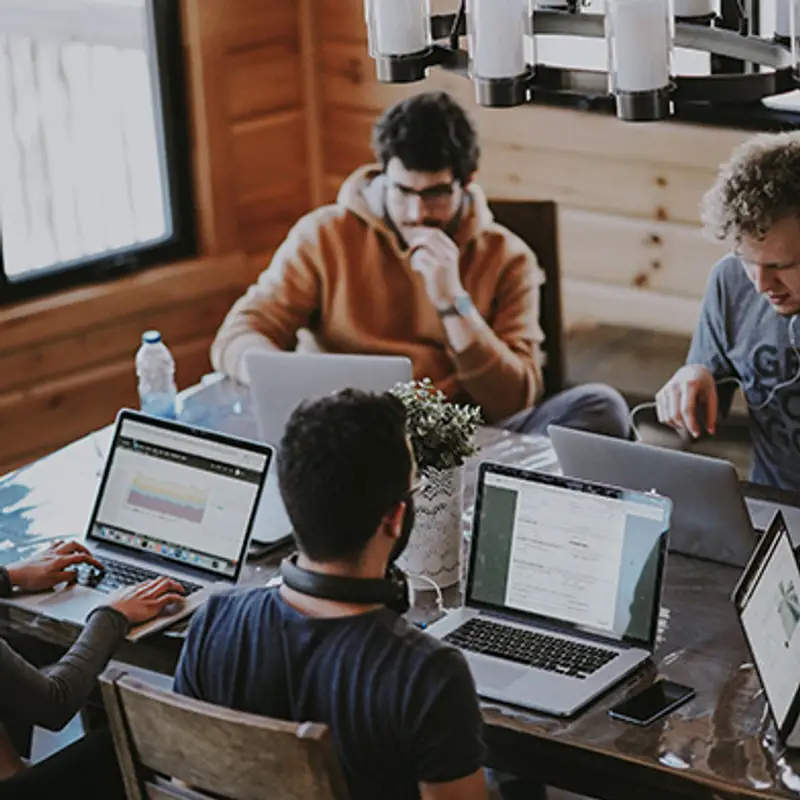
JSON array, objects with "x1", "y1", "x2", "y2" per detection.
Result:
[
  {"x1": 181, "y1": 0, "x2": 240, "y2": 255},
  {"x1": 299, "y1": 0, "x2": 326, "y2": 207}
]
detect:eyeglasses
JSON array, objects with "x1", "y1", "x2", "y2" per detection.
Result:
[{"x1": 387, "y1": 181, "x2": 457, "y2": 211}]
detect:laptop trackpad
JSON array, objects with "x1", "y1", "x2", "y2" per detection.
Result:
[
  {"x1": 31, "y1": 584, "x2": 100, "y2": 622},
  {"x1": 471, "y1": 657, "x2": 529, "y2": 691}
]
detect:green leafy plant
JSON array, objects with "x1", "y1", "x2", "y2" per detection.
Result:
[{"x1": 390, "y1": 378, "x2": 482, "y2": 473}]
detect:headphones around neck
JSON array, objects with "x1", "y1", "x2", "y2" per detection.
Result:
[{"x1": 279, "y1": 553, "x2": 410, "y2": 615}]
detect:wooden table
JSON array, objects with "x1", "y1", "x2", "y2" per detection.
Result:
[{"x1": 2, "y1": 377, "x2": 799, "y2": 798}]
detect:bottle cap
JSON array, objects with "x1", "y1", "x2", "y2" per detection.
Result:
[{"x1": 142, "y1": 330, "x2": 162, "y2": 344}]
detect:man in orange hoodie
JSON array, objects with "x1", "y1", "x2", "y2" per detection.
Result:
[{"x1": 212, "y1": 92, "x2": 628, "y2": 437}]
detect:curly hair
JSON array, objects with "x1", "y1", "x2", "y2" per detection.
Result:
[
  {"x1": 701, "y1": 131, "x2": 800, "y2": 242},
  {"x1": 371, "y1": 91, "x2": 480, "y2": 185}
]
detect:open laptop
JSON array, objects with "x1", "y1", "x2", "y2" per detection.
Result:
[
  {"x1": 1, "y1": 410, "x2": 271, "y2": 640},
  {"x1": 734, "y1": 511, "x2": 800, "y2": 748},
  {"x1": 549, "y1": 425, "x2": 800, "y2": 568},
  {"x1": 426, "y1": 463, "x2": 672, "y2": 717},
  {"x1": 245, "y1": 351, "x2": 412, "y2": 548}
]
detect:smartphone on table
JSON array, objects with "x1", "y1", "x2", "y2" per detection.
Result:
[{"x1": 608, "y1": 679, "x2": 695, "y2": 725}]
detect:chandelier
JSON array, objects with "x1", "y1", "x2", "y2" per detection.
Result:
[{"x1": 363, "y1": 0, "x2": 798, "y2": 121}]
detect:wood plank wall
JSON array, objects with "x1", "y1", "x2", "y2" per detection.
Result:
[
  {"x1": 312, "y1": 0, "x2": 755, "y2": 335},
  {"x1": 0, "y1": 0, "x2": 312, "y2": 475}
]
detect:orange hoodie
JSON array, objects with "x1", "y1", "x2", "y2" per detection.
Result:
[{"x1": 210, "y1": 165, "x2": 545, "y2": 423}]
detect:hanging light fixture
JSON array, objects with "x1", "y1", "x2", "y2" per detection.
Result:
[
  {"x1": 467, "y1": 0, "x2": 533, "y2": 106},
  {"x1": 365, "y1": 0, "x2": 433, "y2": 82},
  {"x1": 363, "y1": 0, "x2": 797, "y2": 121},
  {"x1": 673, "y1": 0, "x2": 714, "y2": 20},
  {"x1": 605, "y1": 0, "x2": 673, "y2": 120}
]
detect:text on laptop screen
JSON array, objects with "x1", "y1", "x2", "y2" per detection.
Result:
[
  {"x1": 469, "y1": 471, "x2": 668, "y2": 643},
  {"x1": 90, "y1": 419, "x2": 268, "y2": 578},
  {"x1": 739, "y1": 522, "x2": 800, "y2": 727}
]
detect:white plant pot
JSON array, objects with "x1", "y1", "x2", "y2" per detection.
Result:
[{"x1": 397, "y1": 465, "x2": 464, "y2": 590}]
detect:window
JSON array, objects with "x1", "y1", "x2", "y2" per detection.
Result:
[{"x1": 0, "y1": 0, "x2": 194, "y2": 302}]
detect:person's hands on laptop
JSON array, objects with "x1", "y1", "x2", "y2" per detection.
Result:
[
  {"x1": 108, "y1": 577, "x2": 186, "y2": 624},
  {"x1": 655, "y1": 364, "x2": 718, "y2": 439},
  {"x1": 4, "y1": 539, "x2": 104, "y2": 592}
]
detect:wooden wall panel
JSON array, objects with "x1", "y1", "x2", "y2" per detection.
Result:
[
  {"x1": 318, "y1": 0, "x2": 367, "y2": 43},
  {"x1": 0, "y1": 292, "x2": 238, "y2": 395},
  {"x1": 230, "y1": 111, "x2": 309, "y2": 199},
  {"x1": 226, "y1": 42, "x2": 302, "y2": 120},
  {"x1": 183, "y1": 0, "x2": 311, "y2": 258},
  {"x1": 0, "y1": 255, "x2": 251, "y2": 475},
  {"x1": 559, "y1": 210, "x2": 729, "y2": 297},
  {"x1": 236, "y1": 181, "x2": 311, "y2": 257},
  {"x1": 0, "y1": 337, "x2": 213, "y2": 477},
  {"x1": 203, "y1": 0, "x2": 298, "y2": 51}
]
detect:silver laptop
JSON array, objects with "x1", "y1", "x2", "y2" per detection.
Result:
[
  {"x1": 734, "y1": 511, "x2": 800, "y2": 748},
  {"x1": 549, "y1": 425, "x2": 800, "y2": 568},
  {"x1": 245, "y1": 351, "x2": 412, "y2": 546},
  {"x1": 426, "y1": 463, "x2": 672, "y2": 717},
  {"x1": 1, "y1": 410, "x2": 271, "y2": 640}
]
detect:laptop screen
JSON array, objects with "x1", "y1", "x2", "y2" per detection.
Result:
[
  {"x1": 735, "y1": 512, "x2": 800, "y2": 736},
  {"x1": 88, "y1": 414, "x2": 270, "y2": 581},
  {"x1": 467, "y1": 465, "x2": 671, "y2": 646}
]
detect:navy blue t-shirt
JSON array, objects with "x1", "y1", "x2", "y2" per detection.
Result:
[{"x1": 174, "y1": 588, "x2": 485, "y2": 799}]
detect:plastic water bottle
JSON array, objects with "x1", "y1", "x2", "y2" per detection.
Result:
[{"x1": 135, "y1": 330, "x2": 177, "y2": 419}]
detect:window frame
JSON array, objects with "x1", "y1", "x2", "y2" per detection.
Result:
[{"x1": 0, "y1": 0, "x2": 196, "y2": 305}]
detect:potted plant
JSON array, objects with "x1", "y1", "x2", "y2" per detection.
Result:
[{"x1": 390, "y1": 378, "x2": 482, "y2": 589}]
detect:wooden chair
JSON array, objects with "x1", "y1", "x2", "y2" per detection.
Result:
[
  {"x1": 488, "y1": 200, "x2": 566, "y2": 397},
  {"x1": 99, "y1": 666, "x2": 350, "y2": 800}
]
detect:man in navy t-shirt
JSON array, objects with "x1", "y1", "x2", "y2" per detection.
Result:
[{"x1": 174, "y1": 390, "x2": 487, "y2": 800}]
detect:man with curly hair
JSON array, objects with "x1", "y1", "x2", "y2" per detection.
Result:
[
  {"x1": 212, "y1": 91, "x2": 629, "y2": 438},
  {"x1": 656, "y1": 131, "x2": 800, "y2": 488}
]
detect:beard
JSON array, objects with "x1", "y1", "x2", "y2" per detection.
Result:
[{"x1": 389, "y1": 496, "x2": 415, "y2": 564}]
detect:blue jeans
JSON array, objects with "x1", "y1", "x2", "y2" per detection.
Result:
[{"x1": 500, "y1": 383, "x2": 631, "y2": 439}]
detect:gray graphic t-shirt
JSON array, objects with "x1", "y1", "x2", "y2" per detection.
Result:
[{"x1": 687, "y1": 254, "x2": 800, "y2": 489}]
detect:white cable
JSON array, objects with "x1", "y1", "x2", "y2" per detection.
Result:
[
  {"x1": 723, "y1": 314, "x2": 800, "y2": 410},
  {"x1": 627, "y1": 313, "x2": 800, "y2": 437},
  {"x1": 406, "y1": 571, "x2": 444, "y2": 614},
  {"x1": 629, "y1": 400, "x2": 657, "y2": 441}
]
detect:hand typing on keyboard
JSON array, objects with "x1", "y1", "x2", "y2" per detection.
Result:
[
  {"x1": 107, "y1": 577, "x2": 187, "y2": 625},
  {"x1": 5, "y1": 539, "x2": 104, "y2": 592}
]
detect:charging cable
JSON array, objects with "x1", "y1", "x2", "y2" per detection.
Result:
[
  {"x1": 406, "y1": 572, "x2": 445, "y2": 625},
  {"x1": 628, "y1": 313, "x2": 800, "y2": 440}
]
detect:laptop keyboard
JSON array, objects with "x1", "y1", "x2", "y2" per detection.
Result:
[
  {"x1": 444, "y1": 618, "x2": 618, "y2": 679},
  {"x1": 75, "y1": 558, "x2": 202, "y2": 596}
]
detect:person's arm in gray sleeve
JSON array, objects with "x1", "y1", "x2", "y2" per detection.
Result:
[{"x1": 0, "y1": 606, "x2": 128, "y2": 731}]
